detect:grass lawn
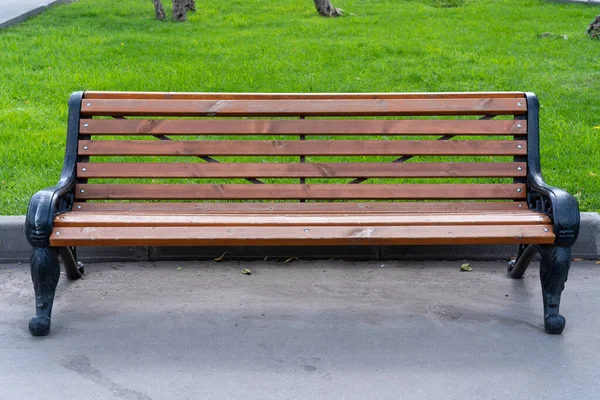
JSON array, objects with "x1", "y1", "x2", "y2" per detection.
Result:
[{"x1": 0, "y1": 0, "x2": 598, "y2": 214}]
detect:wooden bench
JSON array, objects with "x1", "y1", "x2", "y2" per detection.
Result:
[{"x1": 25, "y1": 91, "x2": 580, "y2": 336}]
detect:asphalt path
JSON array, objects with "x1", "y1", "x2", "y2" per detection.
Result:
[{"x1": 2, "y1": 259, "x2": 599, "y2": 399}]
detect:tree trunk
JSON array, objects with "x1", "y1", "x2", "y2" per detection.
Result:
[
  {"x1": 588, "y1": 15, "x2": 600, "y2": 39},
  {"x1": 172, "y1": 0, "x2": 187, "y2": 21},
  {"x1": 313, "y1": 0, "x2": 342, "y2": 17},
  {"x1": 185, "y1": 0, "x2": 196, "y2": 12},
  {"x1": 153, "y1": 0, "x2": 166, "y2": 20}
]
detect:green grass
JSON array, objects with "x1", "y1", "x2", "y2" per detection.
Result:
[{"x1": 0, "y1": 0, "x2": 599, "y2": 214}]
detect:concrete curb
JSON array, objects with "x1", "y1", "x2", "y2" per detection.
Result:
[
  {"x1": 549, "y1": 0, "x2": 600, "y2": 3},
  {"x1": 1, "y1": 213, "x2": 598, "y2": 263},
  {"x1": 0, "y1": 0, "x2": 76, "y2": 30}
]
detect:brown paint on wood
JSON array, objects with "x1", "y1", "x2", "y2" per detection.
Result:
[
  {"x1": 72, "y1": 201, "x2": 530, "y2": 214},
  {"x1": 80, "y1": 98, "x2": 526, "y2": 117},
  {"x1": 83, "y1": 92, "x2": 526, "y2": 100},
  {"x1": 77, "y1": 162, "x2": 527, "y2": 179},
  {"x1": 80, "y1": 119, "x2": 527, "y2": 136},
  {"x1": 78, "y1": 140, "x2": 527, "y2": 156},
  {"x1": 54, "y1": 212, "x2": 551, "y2": 227},
  {"x1": 50, "y1": 224, "x2": 554, "y2": 247},
  {"x1": 74, "y1": 183, "x2": 527, "y2": 200}
]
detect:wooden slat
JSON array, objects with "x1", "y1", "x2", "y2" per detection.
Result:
[
  {"x1": 83, "y1": 91, "x2": 526, "y2": 100},
  {"x1": 80, "y1": 119, "x2": 527, "y2": 136},
  {"x1": 75, "y1": 184, "x2": 526, "y2": 200},
  {"x1": 72, "y1": 201, "x2": 530, "y2": 214},
  {"x1": 54, "y1": 212, "x2": 551, "y2": 227},
  {"x1": 50, "y1": 224, "x2": 554, "y2": 247},
  {"x1": 78, "y1": 140, "x2": 527, "y2": 156},
  {"x1": 78, "y1": 162, "x2": 527, "y2": 178},
  {"x1": 80, "y1": 98, "x2": 526, "y2": 117}
]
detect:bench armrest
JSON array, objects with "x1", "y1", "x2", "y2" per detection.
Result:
[
  {"x1": 528, "y1": 175, "x2": 580, "y2": 247},
  {"x1": 25, "y1": 92, "x2": 83, "y2": 247},
  {"x1": 25, "y1": 181, "x2": 76, "y2": 247},
  {"x1": 524, "y1": 92, "x2": 580, "y2": 247}
]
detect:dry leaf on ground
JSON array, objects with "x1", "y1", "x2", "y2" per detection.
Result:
[{"x1": 460, "y1": 263, "x2": 473, "y2": 272}]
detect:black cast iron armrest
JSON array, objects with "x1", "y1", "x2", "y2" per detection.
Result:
[
  {"x1": 25, "y1": 92, "x2": 83, "y2": 248},
  {"x1": 528, "y1": 177, "x2": 580, "y2": 247},
  {"x1": 25, "y1": 180, "x2": 76, "y2": 247},
  {"x1": 524, "y1": 92, "x2": 580, "y2": 247}
]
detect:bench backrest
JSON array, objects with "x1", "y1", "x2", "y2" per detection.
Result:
[{"x1": 66, "y1": 92, "x2": 533, "y2": 206}]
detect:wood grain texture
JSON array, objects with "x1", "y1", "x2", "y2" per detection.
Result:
[
  {"x1": 83, "y1": 91, "x2": 526, "y2": 100},
  {"x1": 77, "y1": 162, "x2": 527, "y2": 178},
  {"x1": 54, "y1": 212, "x2": 551, "y2": 227},
  {"x1": 80, "y1": 98, "x2": 526, "y2": 117},
  {"x1": 74, "y1": 183, "x2": 527, "y2": 200},
  {"x1": 50, "y1": 224, "x2": 554, "y2": 247},
  {"x1": 78, "y1": 140, "x2": 527, "y2": 156},
  {"x1": 79, "y1": 119, "x2": 527, "y2": 136},
  {"x1": 72, "y1": 201, "x2": 530, "y2": 213}
]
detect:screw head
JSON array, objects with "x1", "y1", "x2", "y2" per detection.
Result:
[
  {"x1": 80, "y1": 189, "x2": 85, "y2": 193},
  {"x1": 518, "y1": 204, "x2": 523, "y2": 207},
  {"x1": 83, "y1": 123, "x2": 89, "y2": 127},
  {"x1": 517, "y1": 102, "x2": 522, "y2": 107},
  {"x1": 544, "y1": 228, "x2": 549, "y2": 232},
  {"x1": 517, "y1": 145, "x2": 523, "y2": 149},
  {"x1": 82, "y1": 168, "x2": 87, "y2": 172},
  {"x1": 55, "y1": 231, "x2": 60, "y2": 235},
  {"x1": 86, "y1": 103, "x2": 91, "y2": 106},
  {"x1": 83, "y1": 146, "x2": 88, "y2": 150},
  {"x1": 517, "y1": 188, "x2": 522, "y2": 192},
  {"x1": 77, "y1": 205, "x2": 82, "y2": 209},
  {"x1": 517, "y1": 124, "x2": 522, "y2": 128},
  {"x1": 517, "y1": 167, "x2": 522, "y2": 171},
  {"x1": 304, "y1": 229, "x2": 309, "y2": 232}
]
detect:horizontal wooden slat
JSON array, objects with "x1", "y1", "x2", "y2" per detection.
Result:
[
  {"x1": 78, "y1": 140, "x2": 527, "y2": 156},
  {"x1": 77, "y1": 162, "x2": 526, "y2": 179},
  {"x1": 75, "y1": 184, "x2": 526, "y2": 200},
  {"x1": 83, "y1": 91, "x2": 526, "y2": 100},
  {"x1": 80, "y1": 119, "x2": 527, "y2": 136},
  {"x1": 55, "y1": 212, "x2": 551, "y2": 227},
  {"x1": 80, "y1": 98, "x2": 526, "y2": 117},
  {"x1": 50, "y1": 224, "x2": 554, "y2": 247},
  {"x1": 72, "y1": 201, "x2": 530, "y2": 214}
]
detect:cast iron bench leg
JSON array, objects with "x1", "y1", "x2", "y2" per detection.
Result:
[
  {"x1": 58, "y1": 247, "x2": 84, "y2": 280},
  {"x1": 29, "y1": 247, "x2": 61, "y2": 336},
  {"x1": 507, "y1": 244, "x2": 540, "y2": 279},
  {"x1": 539, "y1": 245, "x2": 570, "y2": 334}
]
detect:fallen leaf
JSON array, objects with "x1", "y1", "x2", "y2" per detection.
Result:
[
  {"x1": 176, "y1": 266, "x2": 182, "y2": 271},
  {"x1": 241, "y1": 268, "x2": 252, "y2": 275},
  {"x1": 213, "y1": 251, "x2": 227, "y2": 261},
  {"x1": 593, "y1": 126, "x2": 600, "y2": 130},
  {"x1": 595, "y1": 260, "x2": 600, "y2": 265},
  {"x1": 460, "y1": 263, "x2": 473, "y2": 272},
  {"x1": 285, "y1": 256, "x2": 298, "y2": 264},
  {"x1": 572, "y1": 258, "x2": 584, "y2": 261}
]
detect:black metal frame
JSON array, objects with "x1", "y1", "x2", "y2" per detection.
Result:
[
  {"x1": 24, "y1": 91, "x2": 581, "y2": 336},
  {"x1": 507, "y1": 92, "x2": 580, "y2": 334},
  {"x1": 25, "y1": 92, "x2": 84, "y2": 336}
]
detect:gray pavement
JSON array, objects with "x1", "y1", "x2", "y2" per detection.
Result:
[
  {"x1": 0, "y1": 0, "x2": 74, "y2": 29},
  {"x1": 2, "y1": 259, "x2": 600, "y2": 399}
]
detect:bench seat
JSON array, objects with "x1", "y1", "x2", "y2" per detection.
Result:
[{"x1": 52, "y1": 203, "x2": 554, "y2": 246}]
